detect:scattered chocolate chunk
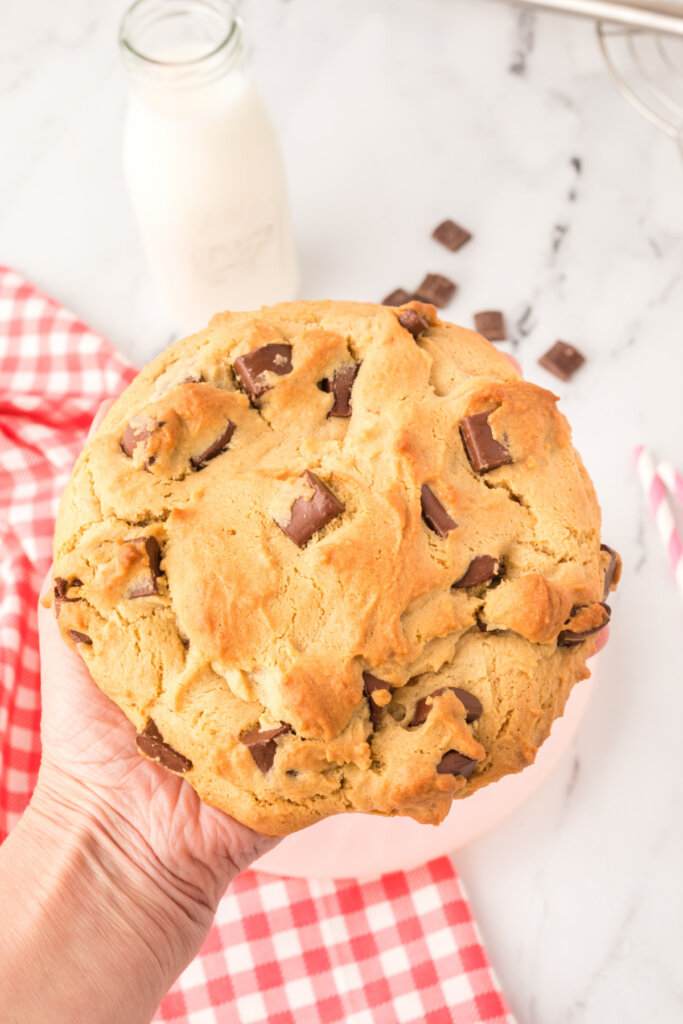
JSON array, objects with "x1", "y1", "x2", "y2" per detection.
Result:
[
  {"x1": 437, "y1": 750, "x2": 478, "y2": 779},
  {"x1": 474, "y1": 310, "x2": 506, "y2": 342},
  {"x1": 538, "y1": 341, "x2": 585, "y2": 381},
  {"x1": 415, "y1": 273, "x2": 457, "y2": 308},
  {"x1": 277, "y1": 471, "x2": 345, "y2": 548},
  {"x1": 128, "y1": 536, "x2": 163, "y2": 599},
  {"x1": 410, "y1": 687, "x2": 483, "y2": 727},
  {"x1": 420, "y1": 484, "x2": 457, "y2": 538},
  {"x1": 557, "y1": 603, "x2": 611, "y2": 647},
  {"x1": 136, "y1": 719, "x2": 193, "y2": 774},
  {"x1": 362, "y1": 672, "x2": 393, "y2": 729},
  {"x1": 453, "y1": 555, "x2": 500, "y2": 589},
  {"x1": 601, "y1": 544, "x2": 621, "y2": 599},
  {"x1": 460, "y1": 411, "x2": 512, "y2": 473},
  {"x1": 383, "y1": 288, "x2": 413, "y2": 307},
  {"x1": 190, "y1": 420, "x2": 236, "y2": 468},
  {"x1": 432, "y1": 219, "x2": 472, "y2": 252},
  {"x1": 241, "y1": 725, "x2": 292, "y2": 774},
  {"x1": 54, "y1": 577, "x2": 82, "y2": 618},
  {"x1": 233, "y1": 343, "x2": 293, "y2": 401},
  {"x1": 181, "y1": 374, "x2": 203, "y2": 384},
  {"x1": 397, "y1": 308, "x2": 429, "y2": 338},
  {"x1": 319, "y1": 363, "x2": 360, "y2": 418},
  {"x1": 68, "y1": 629, "x2": 92, "y2": 645},
  {"x1": 121, "y1": 422, "x2": 153, "y2": 458}
]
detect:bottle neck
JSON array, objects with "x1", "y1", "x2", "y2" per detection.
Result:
[{"x1": 119, "y1": 0, "x2": 244, "y2": 89}]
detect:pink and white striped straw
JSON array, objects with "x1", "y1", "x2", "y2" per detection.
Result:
[
  {"x1": 634, "y1": 446, "x2": 683, "y2": 598},
  {"x1": 657, "y1": 461, "x2": 683, "y2": 508}
]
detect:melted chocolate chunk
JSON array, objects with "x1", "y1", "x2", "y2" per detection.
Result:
[
  {"x1": 383, "y1": 288, "x2": 413, "y2": 306},
  {"x1": 397, "y1": 309, "x2": 429, "y2": 338},
  {"x1": 190, "y1": 420, "x2": 236, "y2": 468},
  {"x1": 410, "y1": 687, "x2": 483, "y2": 727},
  {"x1": 128, "y1": 536, "x2": 163, "y2": 599},
  {"x1": 362, "y1": 672, "x2": 393, "y2": 729},
  {"x1": 54, "y1": 577, "x2": 82, "y2": 618},
  {"x1": 67, "y1": 629, "x2": 92, "y2": 645},
  {"x1": 415, "y1": 273, "x2": 457, "y2": 308},
  {"x1": 557, "y1": 603, "x2": 611, "y2": 647},
  {"x1": 241, "y1": 724, "x2": 292, "y2": 774},
  {"x1": 233, "y1": 344, "x2": 293, "y2": 401},
  {"x1": 432, "y1": 219, "x2": 472, "y2": 253},
  {"x1": 601, "y1": 544, "x2": 621, "y2": 599},
  {"x1": 319, "y1": 363, "x2": 360, "y2": 418},
  {"x1": 136, "y1": 719, "x2": 193, "y2": 774},
  {"x1": 474, "y1": 310, "x2": 506, "y2": 342},
  {"x1": 460, "y1": 411, "x2": 512, "y2": 473},
  {"x1": 121, "y1": 422, "x2": 155, "y2": 458},
  {"x1": 437, "y1": 750, "x2": 478, "y2": 779},
  {"x1": 538, "y1": 341, "x2": 586, "y2": 381},
  {"x1": 420, "y1": 485, "x2": 457, "y2": 538},
  {"x1": 278, "y1": 471, "x2": 345, "y2": 548},
  {"x1": 453, "y1": 555, "x2": 500, "y2": 589}
]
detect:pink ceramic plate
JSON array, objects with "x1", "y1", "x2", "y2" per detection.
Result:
[{"x1": 254, "y1": 673, "x2": 595, "y2": 880}]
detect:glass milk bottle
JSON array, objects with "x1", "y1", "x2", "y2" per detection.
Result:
[{"x1": 119, "y1": 0, "x2": 299, "y2": 334}]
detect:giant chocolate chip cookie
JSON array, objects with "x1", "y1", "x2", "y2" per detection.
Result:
[{"x1": 48, "y1": 300, "x2": 620, "y2": 835}]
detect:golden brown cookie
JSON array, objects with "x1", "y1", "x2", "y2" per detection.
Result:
[{"x1": 48, "y1": 300, "x2": 620, "y2": 835}]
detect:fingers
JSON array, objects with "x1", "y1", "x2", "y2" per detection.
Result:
[{"x1": 86, "y1": 398, "x2": 115, "y2": 441}]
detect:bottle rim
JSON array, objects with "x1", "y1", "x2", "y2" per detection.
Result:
[{"x1": 119, "y1": 0, "x2": 242, "y2": 80}]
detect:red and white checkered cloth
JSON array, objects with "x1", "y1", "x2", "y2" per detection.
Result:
[{"x1": 0, "y1": 266, "x2": 515, "y2": 1024}]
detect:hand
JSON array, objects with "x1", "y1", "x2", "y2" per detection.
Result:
[
  {"x1": 1, "y1": 399, "x2": 278, "y2": 1024},
  {"x1": 37, "y1": 399, "x2": 277, "y2": 898}
]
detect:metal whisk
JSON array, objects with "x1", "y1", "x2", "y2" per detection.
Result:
[{"x1": 508, "y1": 1, "x2": 683, "y2": 138}]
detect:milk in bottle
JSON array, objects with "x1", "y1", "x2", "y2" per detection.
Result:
[{"x1": 119, "y1": 0, "x2": 299, "y2": 334}]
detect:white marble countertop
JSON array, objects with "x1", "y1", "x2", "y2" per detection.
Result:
[{"x1": 2, "y1": 1, "x2": 682, "y2": 1021}]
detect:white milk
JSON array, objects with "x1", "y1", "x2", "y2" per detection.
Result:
[{"x1": 120, "y1": 1, "x2": 299, "y2": 334}]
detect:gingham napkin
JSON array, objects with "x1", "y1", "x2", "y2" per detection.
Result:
[{"x1": 0, "y1": 266, "x2": 515, "y2": 1024}]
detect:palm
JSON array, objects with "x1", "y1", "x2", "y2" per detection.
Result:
[{"x1": 38, "y1": 592, "x2": 276, "y2": 889}]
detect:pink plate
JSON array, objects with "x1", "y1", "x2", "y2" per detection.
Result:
[{"x1": 254, "y1": 672, "x2": 595, "y2": 880}]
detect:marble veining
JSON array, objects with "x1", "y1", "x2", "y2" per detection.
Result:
[{"x1": 1, "y1": 0, "x2": 682, "y2": 1021}]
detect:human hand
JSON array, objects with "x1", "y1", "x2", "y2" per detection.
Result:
[
  {"x1": 37, "y1": 398, "x2": 277, "y2": 891},
  {"x1": 20, "y1": 399, "x2": 279, "y2": 1021}
]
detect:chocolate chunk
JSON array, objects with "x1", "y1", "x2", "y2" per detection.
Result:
[
  {"x1": 474, "y1": 311, "x2": 506, "y2": 342},
  {"x1": 136, "y1": 719, "x2": 193, "y2": 774},
  {"x1": 383, "y1": 288, "x2": 413, "y2": 307},
  {"x1": 432, "y1": 219, "x2": 472, "y2": 253},
  {"x1": 128, "y1": 536, "x2": 163, "y2": 599},
  {"x1": 121, "y1": 422, "x2": 153, "y2": 458},
  {"x1": 54, "y1": 577, "x2": 82, "y2": 618},
  {"x1": 241, "y1": 724, "x2": 292, "y2": 774},
  {"x1": 410, "y1": 687, "x2": 483, "y2": 727},
  {"x1": 277, "y1": 471, "x2": 345, "y2": 548},
  {"x1": 420, "y1": 484, "x2": 457, "y2": 538},
  {"x1": 460, "y1": 411, "x2": 512, "y2": 473},
  {"x1": 362, "y1": 672, "x2": 393, "y2": 729},
  {"x1": 601, "y1": 544, "x2": 621, "y2": 599},
  {"x1": 397, "y1": 309, "x2": 429, "y2": 338},
  {"x1": 557, "y1": 603, "x2": 611, "y2": 647},
  {"x1": 415, "y1": 273, "x2": 457, "y2": 308},
  {"x1": 453, "y1": 555, "x2": 500, "y2": 589},
  {"x1": 437, "y1": 750, "x2": 478, "y2": 779},
  {"x1": 233, "y1": 343, "x2": 293, "y2": 401},
  {"x1": 538, "y1": 341, "x2": 585, "y2": 381},
  {"x1": 190, "y1": 420, "x2": 236, "y2": 468},
  {"x1": 475, "y1": 615, "x2": 505, "y2": 636},
  {"x1": 319, "y1": 363, "x2": 360, "y2": 418},
  {"x1": 67, "y1": 629, "x2": 92, "y2": 645}
]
